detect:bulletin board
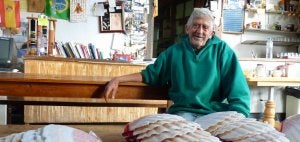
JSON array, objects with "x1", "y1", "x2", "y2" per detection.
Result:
[
  {"x1": 99, "y1": 2, "x2": 125, "y2": 33},
  {"x1": 222, "y1": 0, "x2": 245, "y2": 33}
]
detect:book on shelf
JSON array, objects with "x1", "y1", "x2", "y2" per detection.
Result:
[
  {"x1": 80, "y1": 44, "x2": 89, "y2": 59},
  {"x1": 68, "y1": 42, "x2": 80, "y2": 58},
  {"x1": 64, "y1": 42, "x2": 76, "y2": 58},
  {"x1": 88, "y1": 43, "x2": 98, "y2": 59},
  {"x1": 62, "y1": 42, "x2": 72, "y2": 58},
  {"x1": 96, "y1": 48, "x2": 102, "y2": 59},
  {"x1": 86, "y1": 44, "x2": 93, "y2": 59},
  {"x1": 55, "y1": 42, "x2": 67, "y2": 58},
  {"x1": 75, "y1": 43, "x2": 85, "y2": 58},
  {"x1": 53, "y1": 41, "x2": 104, "y2": 60}
]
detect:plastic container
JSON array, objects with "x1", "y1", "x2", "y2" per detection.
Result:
[
  {"x1": 266, "y1": 37, "x2": 273, "y2": 59},
  {"x1": 255, "y1": 64, "x2": 266, "y2": 77}
]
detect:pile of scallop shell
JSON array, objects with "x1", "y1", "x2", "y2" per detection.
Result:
[
  {"x1": 194, "y1": 111, "x2": 290, "y2": 142},
  {"x1": 122, "y1": 113, "x2": 221, "y2": 142},
  {"x1": 0, "y1": 124, "x2": 101, "y2": 142}
]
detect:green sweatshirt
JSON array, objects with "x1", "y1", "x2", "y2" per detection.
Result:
[{"x1": 141, "y1": 35, "x2": 250, "y2": 117}]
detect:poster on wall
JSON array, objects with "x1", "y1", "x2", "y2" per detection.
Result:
[
  {"x1": 222, "y1": 0, "x2": 245, "y2": 33},
  {"x1": 98, "y1": 2, "x2": 125, "y2": 33},
  {"x1": 70, "y1": 0, "x2": 87, "y2": 22},
  {"x1": 27, "y1": 0, "x2": 45, "y2": 13}
]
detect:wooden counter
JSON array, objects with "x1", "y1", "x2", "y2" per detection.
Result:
[
  {"x1": 23, "y1": 57, "x2": 155, "y2": 123},
  {"x1": 0, "y1": 72, "x2": 168, "y2": 123},
  {"x1": 24, "y1": 56, "x2": 147, "y2": 77},
  {"x1": 0, "y1": 73, "x2": 168, "y2": 100},
  {"x1": 247, "y1": 77, "x2": 300, "y2": 86}
]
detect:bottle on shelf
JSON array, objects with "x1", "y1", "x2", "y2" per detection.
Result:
[{"x1": 266, "y1": 37, "x2": 273, "y2": 59}]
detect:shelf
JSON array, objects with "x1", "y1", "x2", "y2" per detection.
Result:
[
  {"x1": 245, "y1": 8, "x2": 300, "y2": 16},
  {"x1": 244, "y1": 29, "x2": 300, "y2": 35},
  {"x1": 266, "y1": 10, "x2": 300, "y2": 15},
  {"x1": 239, "y1": 58, "x2": 300, "y2": 63},
  {"x1": 241, "y1": 40, "x2": 299, "y2": 46},
  {"x1": 242, "y1": 29, "x2": 300, "y2": 46}
]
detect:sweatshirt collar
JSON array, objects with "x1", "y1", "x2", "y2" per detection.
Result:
[{"x1": 182, "y1": 34, "x2": 219, "y2": 54}]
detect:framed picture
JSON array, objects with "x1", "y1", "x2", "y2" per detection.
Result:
[{"x1": 99, "y1": 2, "x2": 125, "y2": 33}]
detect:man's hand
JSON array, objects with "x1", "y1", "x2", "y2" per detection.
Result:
[
  {"x1": 103, "y1": 77, "x2": 119, "y2": 102},
  {"x1": 102, "y1": 73, "x2": 143, "y2": 102}
]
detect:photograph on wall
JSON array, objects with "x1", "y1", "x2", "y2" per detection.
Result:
[
  {"x1": 99, "y1": 2, "x2": 125, "y2": 33},
  {"x1": 109, "y1": 13, "x2": 122, "y2": 30}
]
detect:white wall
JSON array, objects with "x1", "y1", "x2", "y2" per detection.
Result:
[{"x1": 20, "y1": 11, "x2": 124, "y2": 59}]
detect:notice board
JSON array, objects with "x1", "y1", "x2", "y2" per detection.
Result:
[{"x1": 222, "y1": 0, "x2": 244, "y2": 33}]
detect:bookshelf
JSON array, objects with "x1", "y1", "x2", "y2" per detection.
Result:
[{"x1": 26, "y1": 16, "x2": 57, "y2": 56}]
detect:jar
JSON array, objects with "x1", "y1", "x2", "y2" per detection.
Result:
[{"x1": 255, "y1": 64, "x2": 266, "y2": 77}]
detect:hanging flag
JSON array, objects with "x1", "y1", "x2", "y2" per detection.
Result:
[
  {"x1": 0, "y1": 0, "x2": 21, "y2": 28},
  {"x1": 45, "y1": 0, "x2": 70, "y2": 20}
]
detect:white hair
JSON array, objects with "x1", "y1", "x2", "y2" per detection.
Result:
[{"x1": 186, "y1": 8, "x2": 215, "y2": 30}]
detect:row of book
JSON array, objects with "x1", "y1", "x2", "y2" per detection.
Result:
[{"x1": 55, "y1": 42, "x2": 103, "y2": 59}]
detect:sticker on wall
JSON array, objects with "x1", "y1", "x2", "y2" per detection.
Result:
[
  {"x1": 45, "y1": 0, "x2": 70, "y2": 20},
  {"x1": 27, "y1": 0, "x2": 45, "y2": 13},
  {"x1": 70, "y1": 0, "x2": 87, "y2": 22}
]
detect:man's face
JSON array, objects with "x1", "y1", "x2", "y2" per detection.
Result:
[{"x1": 186, "y1": 16, "x2": 214, "y2": 50}]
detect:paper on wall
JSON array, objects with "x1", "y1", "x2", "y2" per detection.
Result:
[
  {"x1": 87, "y1": 0, "x2": 106, "y2": 16},
  {"x1": 93, "y1": 3, "x2": 105, "y2": 16},
  {"x1": 108, "y1": 0, "x2": 116, "y2": 7}
]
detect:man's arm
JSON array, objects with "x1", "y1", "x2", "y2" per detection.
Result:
[{"x1": 103, "y1": 72, "x2": 142, "y2": 101}]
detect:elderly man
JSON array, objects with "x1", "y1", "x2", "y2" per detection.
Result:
[{"x1": 103, "y1": 8, "x2": 250, "y2": 121}]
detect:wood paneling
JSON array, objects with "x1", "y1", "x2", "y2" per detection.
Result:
[
  {"x1": 24, "y1": 56, "x2": 146, "y2": 77},
  {"x1": 20, "y1": 57, "x2": 164, "y2": 123}
]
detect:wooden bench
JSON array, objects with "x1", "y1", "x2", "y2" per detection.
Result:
[{"x1": 0, "y1": 72, "x2": 170, "y2": 123}]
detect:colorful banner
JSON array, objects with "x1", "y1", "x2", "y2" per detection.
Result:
[
  {"x1": 45, "y1": 0, "x2": 70, "y2": 20},
  {"x1": 0, "y1": 0, "x2": 21, "y2": 28}
]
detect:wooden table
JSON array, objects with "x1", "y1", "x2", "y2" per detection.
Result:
[{"x1": 247, "y1": 77, "x2": 300, "y2": 127}]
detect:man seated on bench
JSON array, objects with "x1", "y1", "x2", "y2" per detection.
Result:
[{"x1": 103, "y1": 8, "x2": 250, "y2": 121}]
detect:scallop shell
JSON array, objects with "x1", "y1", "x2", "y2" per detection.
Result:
[
  {"x1": 234, "y1": 130, "x2": 290, "y2": 142},
  {"x1": 0, "y1": 125, "x2": 101, "y2": 142},
  {"x1": 141, "y1": 129, "x2": 220, "y2": 142},
  {"x1": 282, "y1": 114, "x2": 300, "y2": 142},
  {"x1": 124, "y1": 113, "x2": 221, "y2": 142},
  {"x1": 137, "y1": 122, "x2": 202, "y2": 140},
  {"x1": 192, "y1": 111, "x2": 289, "y2": 142},
  {"x1": 194, "y1": 111, "x2": 245, "y2": 130},
  {"x1": 213, "y1": 118, "x2": 265, "y2": 136},
  {"x1": 205, "y1": 117, "x2": 289, "y2": 142},
  {"x1": 128, "y1": 113, "x2": 186, "y2": 131},
  {"x1": 134, "y1": 120, "x2": 202, "y2": 137}
]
